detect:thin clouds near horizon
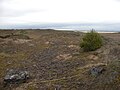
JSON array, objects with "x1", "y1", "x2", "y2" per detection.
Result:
[{"x1": 1, "y1": 0, "x2": 120, "y2": 25}]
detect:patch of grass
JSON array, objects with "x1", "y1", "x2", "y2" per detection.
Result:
[
  {"x1": 27, "y1": 85, "x2": 37, "y2": 90},
  {"x1": 107, "y1": 60, "x2": 120, "y2": 72},
  {"x1": 0, "y1": 52, "x2": 28, "y2": 78},
  {"x1": 19, "y1": 30, "x2": 28, "y2": 35}
]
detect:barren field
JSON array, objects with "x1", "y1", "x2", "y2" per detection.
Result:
[{"x1": 0, "y1": 30, "x2": 120, "y2": 90}]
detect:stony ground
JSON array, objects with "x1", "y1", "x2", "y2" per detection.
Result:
[{"x1": 0, "y1": 30, "x2": 120, "y2": 90}]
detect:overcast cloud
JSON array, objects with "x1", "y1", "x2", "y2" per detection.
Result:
[{"x1": 0, "y1": 0, "x2": 120, "y2": 25}]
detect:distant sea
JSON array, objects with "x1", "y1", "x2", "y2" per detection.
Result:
[{"x1": 0, "y1": 23, "x2": 120, "y2": 32}]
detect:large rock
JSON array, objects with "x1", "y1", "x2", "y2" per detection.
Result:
[
  {"x1": 90, "y1": 65, "x2": 105, "y2": 76},
  {"x1": 4, "y1": 69, "x2": 29, "y2": 84}
]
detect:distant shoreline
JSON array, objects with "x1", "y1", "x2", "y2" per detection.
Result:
[
  {"x1": 0, "y1": 29, "x2": 119, "y2": 33},
  {"x1": 55, "y1": 29, "x2": 119, "y2": 33},
  {"x1": 0, "y1": 23, "x2": 120, "y2": 33},
  {"x1": 78, "y1": 31, "x2": 119, "y2": 33}
]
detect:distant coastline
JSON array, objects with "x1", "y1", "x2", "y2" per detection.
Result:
[
  {"x1": 0, "y1": 29, "x2": 119, "y2": 34},
  {"x1": 55, "y1": 29, "x2": 119, "y2": 33},
  {"x1": 0, "y1": 23, "x2": 120, "y2": 33}
]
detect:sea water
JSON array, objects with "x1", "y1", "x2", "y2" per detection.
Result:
[{"x1": 0, "y1": 23, "x2": 120, "y2": 32}]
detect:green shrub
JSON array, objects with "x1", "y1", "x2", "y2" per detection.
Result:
[{"x1": 80, "y1": 30, "x2": 103, "y2": 52}]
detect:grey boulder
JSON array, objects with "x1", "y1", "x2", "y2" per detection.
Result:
[
  {"x1": 4, "y1": 69, "x2": 29, "y2": 84},
  {"x1": 90, "y1": 66, "x2": 105, "y2": 76}
]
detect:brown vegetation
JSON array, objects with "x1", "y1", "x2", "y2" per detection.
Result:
[{"x1": 0, "y1": 30, "x2": 120, "y2": 90}]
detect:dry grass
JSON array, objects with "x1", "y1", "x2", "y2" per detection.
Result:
[{"x1": 0, "y1": 30, "x2": 119, "y2": 90}]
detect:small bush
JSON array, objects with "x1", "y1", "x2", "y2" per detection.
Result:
[{"x1": 80, "y1": 30, "x2": 103, "y2": 52}]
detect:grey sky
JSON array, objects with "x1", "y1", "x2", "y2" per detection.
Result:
[{"x1": 0, "y1": 0, "x2": 120, "y2": 25}]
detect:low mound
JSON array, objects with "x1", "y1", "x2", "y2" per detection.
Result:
[{"x1": 0, "y1": 34, "x2": 30, "y2": 40}]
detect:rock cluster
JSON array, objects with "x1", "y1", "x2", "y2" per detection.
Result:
[
  {"x1": 4, "y1": 69, "x2": 29, "y2": 84},
  {"x1": 90, "y1": 66, "x2": 105, "y2": 76}
]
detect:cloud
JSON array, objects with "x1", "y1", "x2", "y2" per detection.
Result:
[
  {"x1": 0, "y1": 0, "x2": 10, "y2": 5},
  {"x1": 1, "y1": 0, "x2": 120, "y2": 25},
  {"x1": 0, "y1": 0, "x2": 11, "y2": 16},
  {"x1": 0, "y1": 9, "x2": 45, "y2": 17},
  {"x1": 0, "y1": 0, "x2": 46, "y2": 18}
]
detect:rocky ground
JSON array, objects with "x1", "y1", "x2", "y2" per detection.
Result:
[{"x1": 0, "y1": 29, "x2": 120, "y2": 90}]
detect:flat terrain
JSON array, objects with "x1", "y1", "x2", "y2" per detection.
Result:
[{"x1": 0, "y1": 30, "x2": 120, "y2": 90}]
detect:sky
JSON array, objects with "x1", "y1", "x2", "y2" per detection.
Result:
[{"x1": 0, "y1": 0, "x2": 120, "y2": 25}]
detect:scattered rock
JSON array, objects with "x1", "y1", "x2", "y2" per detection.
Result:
[
  {"x1": 45, "y1": 41, "x2": 50, "y2": 44},
  {"x1": 56, "y1": 54, "x2": 72, "y2": 60},
  {"x1": 28, "y1": 43, "x2": 35, "y2": 47},
  {"x1": 4, "y1": 69, "x2": 29, "y2": 84},
  {"x1": 87, "y1": 55, "x2": 99, "y2": 60},
  {"x1": 68, "y1": 45, "x2": 80, "y2": 49},
  {"x1": 54, "y1": 85, "x2": 61, "y2": 90},
  {"x1": 90, "y1": 65, "x2": 105, "y2": 76},
  {"x1": 45, "y1": 41, "x2": 54, "y2": 45},
  {"x1": 14, "y1": 39, "x2": 31, "y2": 44}
]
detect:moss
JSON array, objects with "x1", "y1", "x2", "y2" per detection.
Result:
[{"x1": 27, "y1": 85, "x2": 37, "y2": 90}]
